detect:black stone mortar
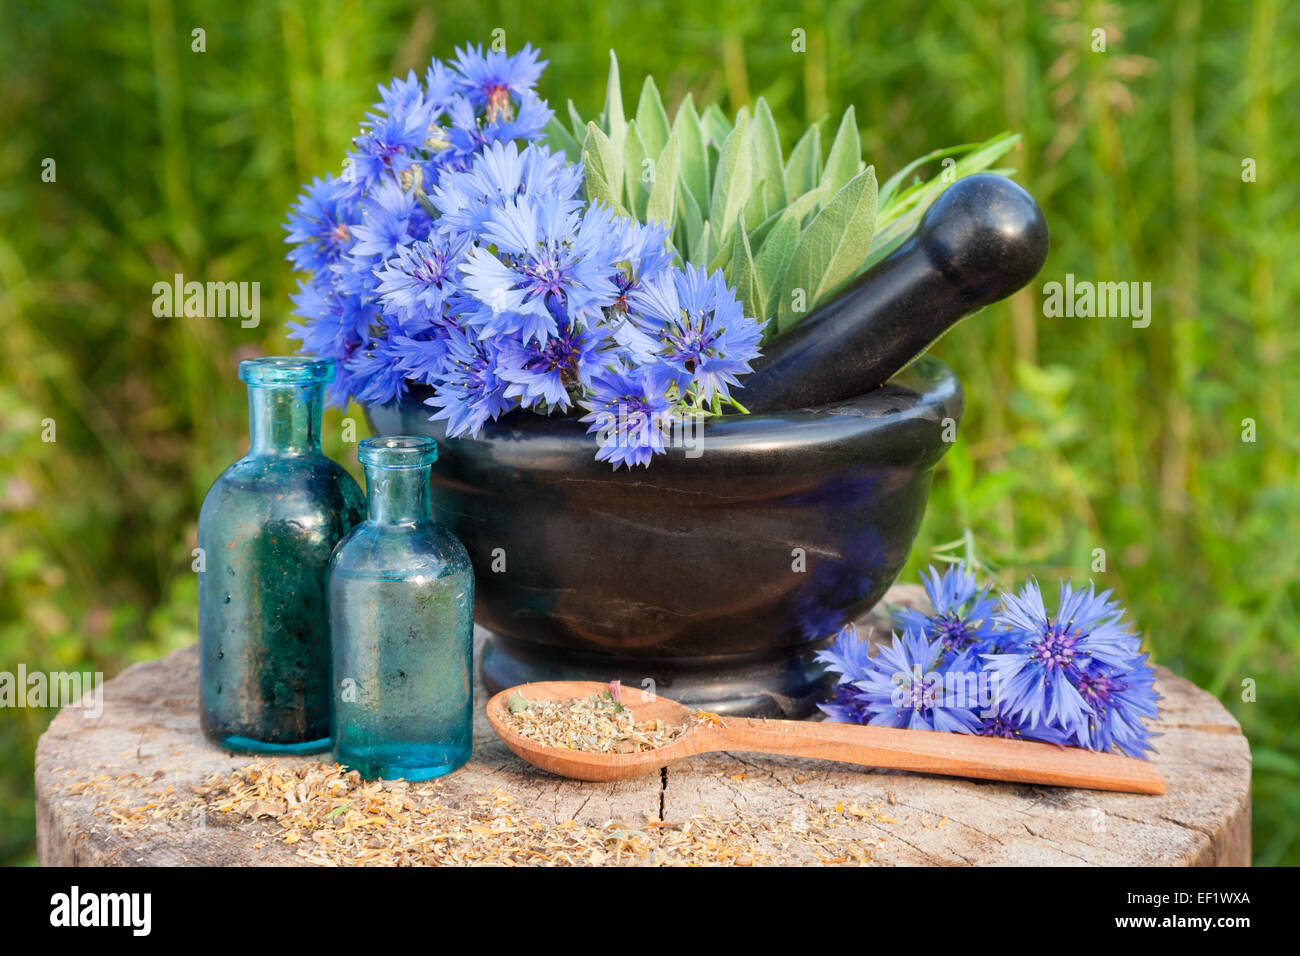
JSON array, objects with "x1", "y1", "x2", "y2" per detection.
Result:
[{"x1": 366, "y1": 174, "x2": 1048, "y2": 717}]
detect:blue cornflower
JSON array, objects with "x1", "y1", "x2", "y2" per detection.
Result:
[
  {"x1": 425, "y1": 328, "x2": 513, "y2": 437},
  {"x1": 611, "y1": 215, "x2": 673, "y2": 298},
  {"x1": 579, "y1": 367, "x2": 675, "y2": 469},
  {"x1": 342, "y1": 87, "x2": 440, "y2": 198},
  {"x1": 814, "y1": 624, "x2": 876, "y2": 723},
  {"x1": 497, "y1": 323, "x2": 607, "y2": 412},
  {"x1": 374, "y1": 235, "x2": 466, "y2": 326},
  {"x1": 974, "y1": 703, "x2": 1077, "y2": 746},
  {"x1": 371, "y1": 69, "x2": 432, "y2": 118},
  {"x1": 817, "y1": 626, "x2": 981, "y2": 732},
  {"x1": 605, "y1": 217, "x2": 674, "y2": 361},
  {"x1": 627, "y1": 264, "x2": 765, "y2": 404},
  {"x1": 984, "y1": 579, "x2": 1151, "y2": 752},
  {"x1": 343, "y1": 331, "x2": 417, "y2": 406},
  {"x1": 283, "y1": 175, "x2": 356, "y2": 273},
  {"x1": 348, "y1": 177, "x2": 426, "y2": 261},
  {"x1": 287, "y1": 280, "x2": 376, "y2": 365},
  {"x1": 444, "y1": 90, "x2": 552, "y2": 159},
  {"x1": 423, "y1": 60, "x2": 460, "y2": 110},
  {"x1": 460, "y1": 194, "x2": 619, "y2": 343},
  {"x1": 450, "y1": 43, "x2": 547, "y2": 120},
  {"x1": 1072, "y1": 658, "x2": 1160, "y2": 757},
  {"x1": 895, "y1": 563, "x2": 1001, "y2": 663},
  {"x1": 282, "y1": 47, "x2": 773, "y2": 468},
  {"x1": 430, "y1": 141, "x2": 581, "y2": 239},
  {"x1": 390, "y1": 331, "x2": 453, "y2": 386}
]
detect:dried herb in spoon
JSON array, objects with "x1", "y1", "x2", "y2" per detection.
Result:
[{"x1": 502, "y1": 691, "x2": 689, "y2": 754}]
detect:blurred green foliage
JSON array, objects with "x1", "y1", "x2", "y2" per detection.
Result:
[{"x1": 1, "y1": 0, "x2": 1296, "y2": 865}]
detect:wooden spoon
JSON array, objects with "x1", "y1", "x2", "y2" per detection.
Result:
[{"x1": 486, "y1": 681, "x2": 1165, "y2": 795}]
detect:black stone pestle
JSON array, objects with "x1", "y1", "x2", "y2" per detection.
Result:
[{"x1": 739, "y1": 173, "x2": 1050, "y2": 412}]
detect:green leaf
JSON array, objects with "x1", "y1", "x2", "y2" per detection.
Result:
[
  {"x1": 584, "y1": 165, "x2": 623, "y2": 215},
  {"x1": 601, "y1": 50, "x2": 626, "y2": 152},
  {"x1": 753, "y1": 213, "x2": 801, "y2": 330},
  {"x1": 777, "y1": 165, "x2": 877, "y2": 333},
  {"x1": 700, "y1": 102, "x2": 732, "y2": 149},
  {"x1": 865, "y1": 131, "x2": 1021, "y2": 269},
  {"x1": 675, "y1": 181, "x2": 705, "y2": 263},
  {"x1": 751, "y1": 187, "x2": 828, "y2": 340},
  {"x1": 646, "y1": 132, "x2": 680, "y2": 228},
  {"x1": 623, "y1": 120, "x2": 650, "y2": 219},
  {"x1": 709, "y1": 116, "x2": 753, "y2": 246},
  {"x1": 748, "y1": 184, "x2": 826, "y2": 252},
  {"x1": 671, "y1": 93, "x2": 710, "y2": 215},
  {"x1": 878, "y1": 131, "x2": 1020, "y2": 226},
  {"x1": 784, "y1": 123, "x2": 822, "y2": 198},
  {"x1": 751, "y1": 97, "x2": 788, "y2": 213},
  {"x1": 698, "y1": 220, "x2": 715, "y2": 268},
  {"x1": 543, "y1": 115, "x2": 580, "y2": 162},
  {"x1": 819, "y1": 106, "x2": 862, "y2": 199},
  {"x1": 709, "y1": 225, "x2": 734, "y2": 274},
  {"x1": 582, "y1": 122, "x2": 626, "y2": 214},
  {"x1": 746, "y1": 207, "x2": 782, "y2": 251},
  {"x1": 727, "y1": 211, "x2": 762, "y2": 320},
  {"x1": 508, "y1": 691, "x2": 532, "y2": 714},
  {"x1": 567, "y1": 99, "x2": 588, "y2": 143},
  {"x1": 742, "y1": 175, "x2": 767, "y2": 231},
  {"x1": 635, "y1": 75, "x2": 670, "y2": 159}
]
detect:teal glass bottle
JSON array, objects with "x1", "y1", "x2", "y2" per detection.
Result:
[
  {"x1": 329, "y1": 436, "x2": 475, "y2": 781},
  {"x1": 198, "y1": 357, "x2": 365, "y2": 753}
]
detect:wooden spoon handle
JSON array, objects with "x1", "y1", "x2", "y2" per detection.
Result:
[{"x1": 706, "y1": 717, "x2": 1165, "y2": 795}]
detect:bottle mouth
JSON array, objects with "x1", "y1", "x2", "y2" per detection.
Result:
[
  {"x1": 359, "y1": 435, "x2": 438, "y2": 468},
  {"x1": 239, "y1": 356, "x2": 336, "y2": 386}
]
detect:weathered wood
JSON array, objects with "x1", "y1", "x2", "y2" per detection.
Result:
[{"x1": 35, "y1": 586, "x2": 1251, "y2": 866}]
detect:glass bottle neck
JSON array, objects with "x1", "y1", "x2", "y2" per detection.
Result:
[
  {"x1": 247, "y1": 384, "x2": 323, "y2": 455},
  {"x1": 364, "y1": 464, "x2": 432, "y2": 525}
]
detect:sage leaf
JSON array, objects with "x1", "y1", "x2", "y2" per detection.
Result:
[
  {"x1": 601, "y1": 50, "x2": 626, "y2": 152},
  {"x1": 582, "y1": 122, "x2": 626, "y2": 215},
  {"x1": 777, "y1": 165, "x2": 877, "y2": 333},
  {"x1": 743, "y1": 175, "x2": 768, "y2": 232},
  {"x1": 728, "y1": 212, "x2": 763, "y2": 321},
  {"x1": 752, "y1": 97, "x2": 788, "y2": 213},
  {"x1": 671, "y1": 93, "x2": 711, "y2": 215},
  {"x1": 623, "y1": 120, "x2": 650, "y2": 219},
  {"x1": 709, "y1": 225, "x2": 733, "y2": 274},
  {"x1": 700, "y1": 102, "x2": 732, "y2": 149},
  {"x1": 568, "y1": 99, "x2": 588, "y2": 143},
  {"x1": 635, "y1": 75, "x2": 670, "y2": 160},
  {"x1": 748, "y1": 184, "x2": 826, "y2": 258},
  {"x1": 544, "y1": 115, "x2": 580, "y2": 162},
  {"x1": 699, "y1": 220, "x2": 715, "y2": 270},
  {"x1": 676, "y1": 181, "x2": 705, "y2": 264},
  {"x1": 820, "y1": 105, "x2": 862, "y2": 199},
  {"x1": 753, "y1": 214, "x2": 801, "y2": 333},
  {"x1": 785, "y1": 123, "x2": 822, "y2": 198},
  {"x1": 646, "y1": 132, "x2": 680, "y2": 228},
  {"x1": 710, "y1": 116, "x2": 753, "y2": 247}
]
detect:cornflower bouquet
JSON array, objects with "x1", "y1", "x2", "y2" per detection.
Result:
[
  {"x1": 284, "y1": 44, "x2": 1018, "y2": 467},
  {"x1": 285, "y1": 45, "x2": 763, "y2": 468},
  {"x1": 817, "y1": 562, "x2": 1160, "y2": 758}
]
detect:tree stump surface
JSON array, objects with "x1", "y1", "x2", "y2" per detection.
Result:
[{"x1": 36, "y1": 586, "x2": 1251, "y2": 866}]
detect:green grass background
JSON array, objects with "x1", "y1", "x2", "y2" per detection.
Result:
[{"x1": 1, "y1": 0, "x2": 1296, "y2": 864}]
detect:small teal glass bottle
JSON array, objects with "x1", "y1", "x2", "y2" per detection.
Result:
[
  {"x1": 198, "y1": 357, "x2": 365, "y2": 753},
  {"x1": 329, "y1": 436, "x2": 474, "y2": 780}
]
